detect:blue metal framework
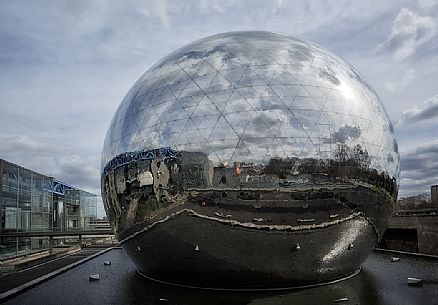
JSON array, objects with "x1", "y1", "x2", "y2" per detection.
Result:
[
  {"x1": 103, "y1": 147, "x2": 177, "y2": 176},
  {"x1": 51, "y1": 180, "x2": 75, "y2": 196}
]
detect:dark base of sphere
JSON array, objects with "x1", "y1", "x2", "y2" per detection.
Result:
[{"x1": 122, "y1": 213, "x2": 376, "y2": 289}]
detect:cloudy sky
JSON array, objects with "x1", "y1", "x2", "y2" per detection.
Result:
[{"x1": 1, "y1": 0, "x2": 438, "y2": 216}]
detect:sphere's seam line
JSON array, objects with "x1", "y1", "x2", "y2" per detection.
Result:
[
  {"x1": 244, "y1": 62, "x2": 316, "y2": 153},
  {"x1": 117, "y1": 208, "x2": 365, "y2": 245},
  {"x1": 195, "y1": 58, "x2": 250, "y2": 162},
  {"x1": 136, "y1": 267, "x2": 362, "y2": 291},
  {"x1": 175, "y1": 61, "x2": 240, "y2": 163}
]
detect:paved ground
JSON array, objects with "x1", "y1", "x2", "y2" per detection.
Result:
[
  {"x1": 0, "y1": 244, "x2": 113, "y2": 294},
  {"x1": 3, "y1": 248, "x2": 438, "y2": 305}
]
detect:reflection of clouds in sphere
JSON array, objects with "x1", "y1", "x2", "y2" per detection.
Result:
[
  {"x1": 100, "y1": 31, "x2": 400, "y2": 289},
  {"x1": 102, "y1": 31, "x2": 399, "y2": 180}
]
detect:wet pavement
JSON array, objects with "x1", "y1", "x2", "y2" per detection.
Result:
[
  {"x1": 3, "y1": 248, "x2": 438, "y2": 305},
  {"x1": 0, "y1": 244, "x2": 113, "y2": 293}
]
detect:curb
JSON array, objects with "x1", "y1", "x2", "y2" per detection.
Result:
[
  {"x1": 0, "y1": 246, "x2": 118, "y2": 302},
  {"x1": 375, "y1": 248, "x2": 438, "y2": 259},
  {"x1": 14, "y1": 247, "x2": 82, "y2": 274}
]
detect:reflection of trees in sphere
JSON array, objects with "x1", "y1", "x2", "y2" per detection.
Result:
[{"x1": 101, "y1": 31, "x2": 399, "y2": 289}]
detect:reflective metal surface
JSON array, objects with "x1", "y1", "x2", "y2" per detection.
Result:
[{"x1": 101, "y1": 31, "x2": 400, "y2": 289}]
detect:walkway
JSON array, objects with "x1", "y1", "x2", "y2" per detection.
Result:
[{"x1": 0, "y1": 244, "x2": 114, "y2": 295}]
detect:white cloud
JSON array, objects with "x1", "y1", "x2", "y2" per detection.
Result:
[
  {"x1": 0, "y1": 133, "x2": 100, "y2": 194},
  {"x1": 137, "y1": 0, "x2": 171, "y2": 28},
  {"x1": 1, "y1": 0, "x2": 437, "y2": 205},
  {"x1": 403, "y1": 0, "x2": 438, "y2": 13},
  {"x1": 198, "y1": 0, "x2": 237, "y2": 14},
  {"x1": 383, "y1": 7, "x2": 437, "y2": 60},
  {"x1": 272, "y1": 0, "x2": 284, "y2": 13},
  {"x1": 398, "y1": 94, "x2": 438, "y2": 124},
  {"x1": 384, "y1": 68, "x2": 415, "y2": 92},
  {"x1": 399, "y1": 140, "x2": 438, "y2": 196},
  {"x1": 0, "y1": 135, "x2": 57, "y2": 155}
]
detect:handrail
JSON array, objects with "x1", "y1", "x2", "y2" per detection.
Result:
[{"x1": 0, "y1": 229, "x2": 114, "y2": 238}]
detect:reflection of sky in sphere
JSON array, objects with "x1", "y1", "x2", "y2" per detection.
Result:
[{"x1": 102, "y1": 31, "x2": 399, "y2": 179}]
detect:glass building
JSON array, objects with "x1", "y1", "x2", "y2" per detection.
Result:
[
  {"x1": 0, "y1": 159, "x2": 97, "y2": 259},
  {"x1": 101, "y1": 31, "x2": 399, "y2": 289}
]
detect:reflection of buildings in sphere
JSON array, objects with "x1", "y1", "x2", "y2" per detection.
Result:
[{"x1": 101, "y1": 31, "x2": 399, "y2": 289}]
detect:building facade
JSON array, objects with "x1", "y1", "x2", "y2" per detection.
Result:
[
  {"x1": 0, "y1": 159, "x2": 97, "y2": 259},
  {"x1": 432, "y1": 185, "x2": 438, "y2": 205}
]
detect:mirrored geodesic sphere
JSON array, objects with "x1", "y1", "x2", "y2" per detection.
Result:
[{"x1": 101, "y1": 31, "x2": 399, "y2": 289}]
